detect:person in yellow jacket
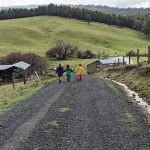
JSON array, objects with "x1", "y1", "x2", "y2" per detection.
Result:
[{"x1": 75, "y1": 64, "x2": 85, "y2": 81}]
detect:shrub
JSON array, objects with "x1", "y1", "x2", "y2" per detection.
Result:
[
  {"x1": 22, "y1": 53, "x2": 48, "y2": 73},
  {"x1": 4, "y1": 52, "x2": 22, "y2": 64},
  {"x1": 46, "y1": 40, "x2": 78, "y2": 60},
  {"x1": 2, "y1": 52, "x2": 48, "y2": 74},
  {"x1": 77, "y1": 50, "x2": 96, "y2": 59}
]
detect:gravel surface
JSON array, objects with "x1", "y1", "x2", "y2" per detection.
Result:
[{"x1": 0, "y1": 75, "x2": 149, "y2": 150}]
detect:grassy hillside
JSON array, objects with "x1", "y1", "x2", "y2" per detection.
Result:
[{"x1": 0, "y1": 16, "x2": 149, "y2": 57}]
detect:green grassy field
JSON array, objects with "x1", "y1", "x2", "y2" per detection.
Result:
[
  {"x1": 0, "y1": 16, "x2": 149, "y2": 57},
  {"x1": 0, "y1": 77, "x2": 54, "y2": 116}
]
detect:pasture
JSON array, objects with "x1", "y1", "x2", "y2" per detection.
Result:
[{"x1": 0, "y1": 16, "x2": 149, "y2": 57}]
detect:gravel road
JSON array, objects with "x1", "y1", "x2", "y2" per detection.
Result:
[{"x1": 0, "y1": 75, "x2": 149, "y2": 150}]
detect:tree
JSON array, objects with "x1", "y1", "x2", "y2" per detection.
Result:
[
  {"x1": 46, "y1": 41, "x2": 78, "y2": 60},
  {"x1": 77, "y1": 50, "x2": 96, "y2": 59},
  {"x1": 22, "y1": 53, "x2": 48, "y2": 73},
  {"x1": 142, "y1": 17, "x2": 150, "y2": 38},
  {"x1": 133, "y1": 20, "x2": 142, "y2": 32},
  {"x1": 4, "y1": 52, "x2": 22, "y2": 64},
  {"x1": 85, "y1": 13, "x2": 91, "y2": 25}
]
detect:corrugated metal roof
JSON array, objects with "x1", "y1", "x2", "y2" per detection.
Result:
[
  {"x1": 13, "y1": 61, "x2": 30, "y2": 70},
  {"x1": 0, "y1": 61, "x2": 30, "y2": 71},
  {"x1": 0, "y1": 65, "x2": 12, "y2": 71},
  {"x1": 99, "y1": 57, "x2": 132, "y2": 65}
]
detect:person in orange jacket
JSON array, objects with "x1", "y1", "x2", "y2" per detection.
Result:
[{"x1": 75, "y1": 64, "x2": 85, "y2": 81}]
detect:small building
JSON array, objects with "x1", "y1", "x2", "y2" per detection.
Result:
[
  {"x1": 87, "y1": 57, "x2": 132, "y2": 74},
  {"x1": 0, "y1": 61, "x2": 31, "y2": 82}
]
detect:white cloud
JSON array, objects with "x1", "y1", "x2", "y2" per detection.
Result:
[
  {"x1": 0, "y1": 0, "x2": 116, "y2": 6},
  {"x1": 132, "y1": 1, "x2": 150, "y2": 8},
  {"x1": 0, "y1": 0, "x2": 149, "y2": 8}
]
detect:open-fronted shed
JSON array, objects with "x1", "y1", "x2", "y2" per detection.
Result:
[
  {"x1": 0, "y1": 61, "x2": 31, "y2": 85},
  {"x1": 0, "y1": 61, "x2": 30, "y2": 71},
  {"x1": 87, "y1": 57, "x2": 133, "y2": 74}
]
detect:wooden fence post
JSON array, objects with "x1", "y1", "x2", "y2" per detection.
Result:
[
  {"x1": 148, "y1": 46, "x2": 150, "y2": 64},
  {"x1": 29, "y1": 67, "x2": 32, "y2": 81},
  {"x1": 12, "y1": 72, "x2": 15, "y2": 88},
  {"x1": 137, "y1": 49, "x2": 140, "y2": 65},
  {"x1": 24, "y1": 71, "x2": 26, "y2": 85},
  {"x1": 114, "y1": 61, "x2": 116, "y2": 67},
  {"x1": 129, "y1": 52, "x2": 131, "y2": 65},
  {"x1": 123, "y1": 56, "x2": 125, "y2": 65},
  {"x1": 118, "y1": 58, "x2": 120, "y2": 66}
]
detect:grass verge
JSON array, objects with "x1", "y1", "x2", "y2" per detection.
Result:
[
  {"x1": 96, "y1": 64, "x2": 150, "y2": 104},
  {"x1": 0, "y1": 76, "x2": 55, "y2": 116}
]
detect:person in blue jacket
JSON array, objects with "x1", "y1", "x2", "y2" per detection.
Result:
[{"x1": 56, "y1": 63, "x2": 64, "y2": 83}]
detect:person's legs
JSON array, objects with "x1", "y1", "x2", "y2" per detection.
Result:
[
  {"x1": 58, "y1": 76, "x2": 62, "y2": 83},
  {"x1": 67, "y1": 75, "x2": 71, "y2": 82},
  {"x1": 77, "y1": 75, "x2": 80, "y2": 81},
  {"x1": 79, "y1": 75, "x2": 82, "y2": 81}
]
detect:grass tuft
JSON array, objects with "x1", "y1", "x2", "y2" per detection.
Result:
[
  {"x1": 33, "y1": 146, "x2": 41, "y2": 150},
  {"x1": 58, "y1": 107, "x2": 72, "y2": 113},
  {"x1": 125, "y1": 112, "x2": 140, "y2": 136},
  {"x1": 48, "y1": 120, "x2": 60, "y2": 128}
]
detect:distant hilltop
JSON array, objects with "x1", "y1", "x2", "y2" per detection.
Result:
[
  {"x1": 0, "y1": 5, "x2": 38, "y2": 10},
  {"x1": 71, "y1": 5, "x2": 150, "y2": 15}
]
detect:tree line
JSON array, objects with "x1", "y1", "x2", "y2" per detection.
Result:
[
  {"x1": 0, "y1": 3, "x2": 150, "y2": 38},
  {"x1": 72, "y1": 5, "x2": 150, "y2": 15}
]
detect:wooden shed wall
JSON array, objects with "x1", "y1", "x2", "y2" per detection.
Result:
[{"x1": 87, "y1": 61, "x2": 100, "y2": 74}]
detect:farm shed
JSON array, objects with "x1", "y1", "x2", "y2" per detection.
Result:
[
  {"x1": 0, "y1": 61, "x2": 31, "y2": 83},
  {"x1": 87, "y1": 57, "x2": 132, "y2": 74}
]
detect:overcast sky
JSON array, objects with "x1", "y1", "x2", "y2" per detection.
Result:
[{"x1": 0, "y1": 0, "x2": 150, "y2": 8}]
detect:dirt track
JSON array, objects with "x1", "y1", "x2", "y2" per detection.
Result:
[{"x1": 0, "y1": 75, "x2": 150, "y2": 150}]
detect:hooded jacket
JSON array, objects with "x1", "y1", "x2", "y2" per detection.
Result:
[
  {"x1": 75, "y1": 66, "x2": 85, "y2": 75},
  {"x1": 56, "y1": 66, "x2": 64, "y2": 76}
]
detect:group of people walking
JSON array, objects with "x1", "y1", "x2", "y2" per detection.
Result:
[{"x1": 55, "y1": 63, "x2": 85, "y2": 83}]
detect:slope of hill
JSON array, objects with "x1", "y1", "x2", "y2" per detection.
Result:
[
  {"x1": 71, "y1": 5, "x2": 150, "y2": 15},
  {"x1": 0, "y1": 16, "x2": 149, "y2": 56}
]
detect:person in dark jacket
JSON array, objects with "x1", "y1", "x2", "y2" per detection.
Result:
[
  {"x1": 64, "y1": 65, "x2": 74, "y2": 82},
  {"x1": 56, "y1": 63, "x2": 64, "y2": 83}
]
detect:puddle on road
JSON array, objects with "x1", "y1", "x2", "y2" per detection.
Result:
[{"x1": 105, "y1": 78, "x2": 150, "y2": 115}]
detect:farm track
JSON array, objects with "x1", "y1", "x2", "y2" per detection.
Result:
[{"x1": 0, "y1": 75, "x2": 149, "y2": 150}]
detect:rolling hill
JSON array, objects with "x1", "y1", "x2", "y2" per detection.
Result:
[
  {"x1": 71, "y1": 5, "x2": 150, "y2": 15},
  {"x1": 0, "y1": 16, "x2": 149, "y2": 57}
]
